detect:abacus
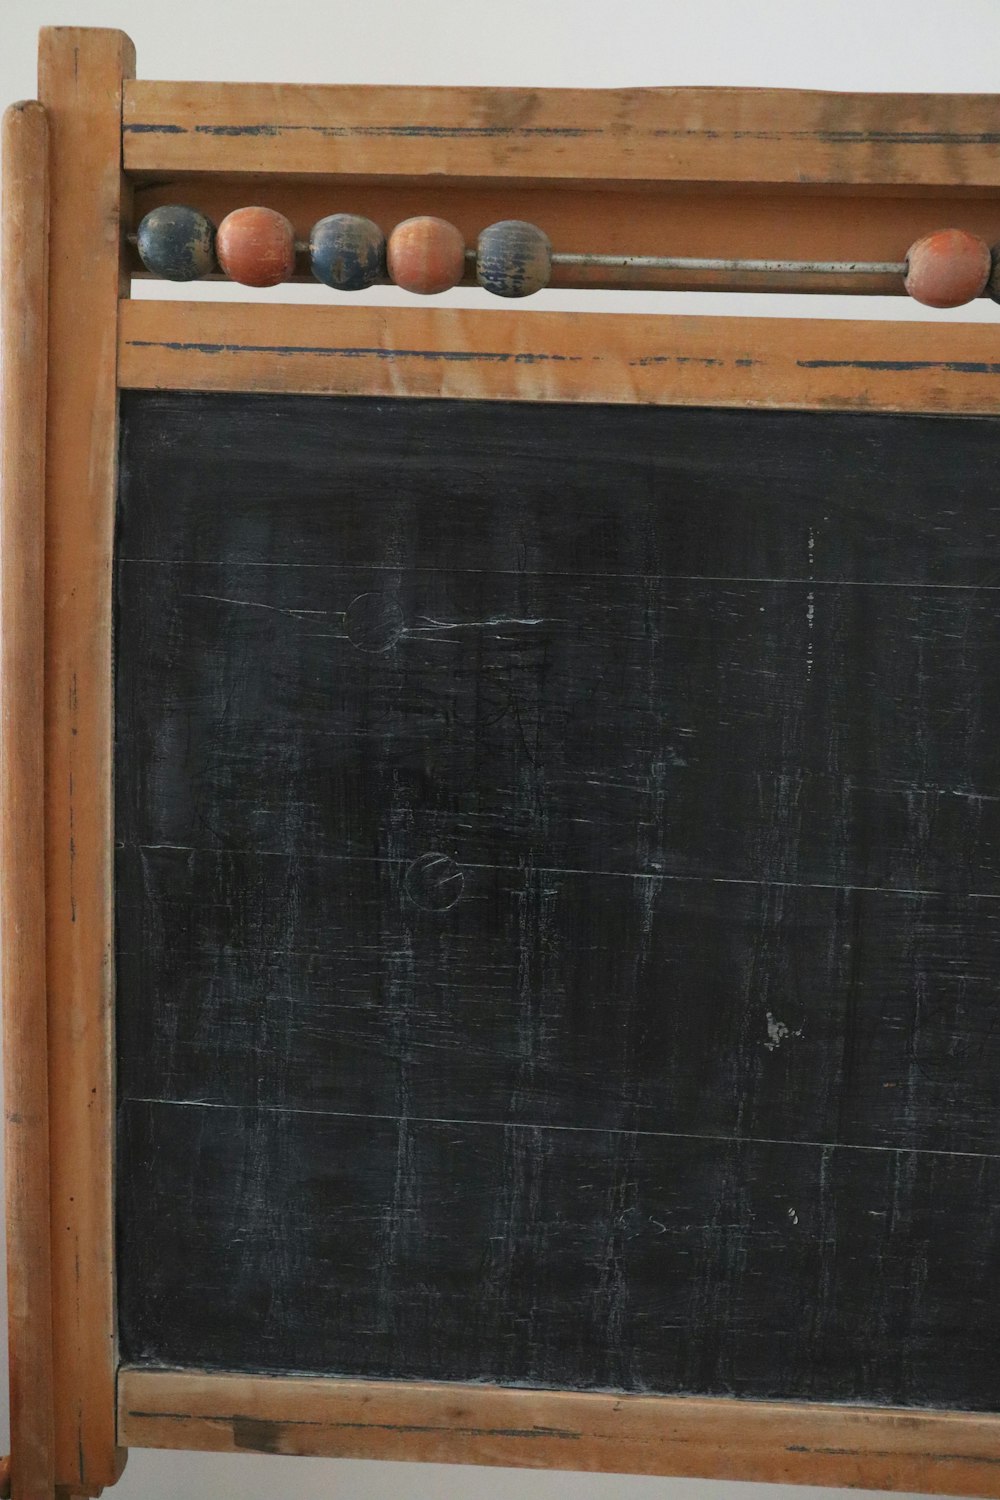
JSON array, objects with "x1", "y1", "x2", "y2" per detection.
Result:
[
  {"x1": 6, "y1": 27, "x2": 1000, "y2": 1500},
  {"x1": 136, "y1": 205, "x2": 1000, "y2": 308}
]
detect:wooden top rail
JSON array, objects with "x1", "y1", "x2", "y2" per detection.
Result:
[{"x1": 123, "y1": 82, "x2": 1000, "y2": 191}]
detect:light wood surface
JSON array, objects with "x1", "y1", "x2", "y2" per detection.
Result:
[
  {"x1": 119, "y1": 298, "x2": 1000, "y2": 414},
  {"x1": 123, "y1": 82, "x2": 1000, "y2": 192},
  {"x1": 37, "y1": 26, "x2": 135, "y2": 1498},
  {"x1": 1, "y1": 97, "x2": 54, "y2": 1500},
  {"x1": 118, "y1": 1368, "x2": 1000, "y2": 1498}
]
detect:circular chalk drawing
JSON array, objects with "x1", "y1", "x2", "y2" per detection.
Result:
[
  {"x1": 404, "y1": 853, "x2": 465, "y2": 912},
  {"x1": 345, "y1": 592, "x2": 405, "y2": 652}
]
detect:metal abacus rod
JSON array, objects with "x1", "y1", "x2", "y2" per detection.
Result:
[
  {"x1": 131, "y1": 234, "x2": 909, "y2": 279},
  {"x1": 131, "y1": 207, "x2": 1000, "y2": 308},
  {"x1": 544, "y1": 252, "x2": 909, "y2": 276}
]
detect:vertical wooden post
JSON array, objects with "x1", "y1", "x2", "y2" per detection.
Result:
[
  {"x1": 1, "y1": 98, "x2": 55, "y2": 1500},
  {"x1": 37, "y1": 27, "x2": 135, "y2": 1497}
]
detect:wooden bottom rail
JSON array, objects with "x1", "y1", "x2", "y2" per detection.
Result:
[{"x1": 118, "y1": 1368, "x2": 1000, "y2": 1497}]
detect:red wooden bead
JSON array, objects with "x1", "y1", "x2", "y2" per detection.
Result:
[
  {"x1": 903, "y1": 229, "x2": 990, "y2": 309},
  {"x1": 216, "y1": 207, "x2": 297, "y2": 288},
  {"x1": 387, "y1": 217, "x2": 466, "y2": 295}
]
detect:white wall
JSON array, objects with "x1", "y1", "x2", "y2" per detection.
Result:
[{"x1": 2, "y1": 1, "x2": 999, "y2": 1495}]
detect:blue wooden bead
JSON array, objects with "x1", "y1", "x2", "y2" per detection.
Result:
[
  {"x1": 136, "y1": 205, "x2": 217, "y2": 281},
  {"x1": 988, "y1": 243, "x2": 1000, "y2": 305},
  {"x1": 476, "y1": 220, "x2": 552, "y2": 298},
  {"x1": 310, "y1": 215, "x2": 386, "y2": 292}
]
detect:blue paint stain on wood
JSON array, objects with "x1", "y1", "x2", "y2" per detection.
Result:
[
  {"x1": 125, "y1": 339, "x2": 582, "y2": 364},
  {"x1": 124, "y1": 122, "x2": 602, "y2": 140},
  {"x1": 123, "y1": 122, "x2": 1000, "y2": 147},
  {"x1": 798, "y1": 358, "x2": 1000, "y2": 375}
]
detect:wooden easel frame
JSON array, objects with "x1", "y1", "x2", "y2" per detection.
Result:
[{"x1": 4, "y1": 26, "x2": 1000, "y2": 1499}]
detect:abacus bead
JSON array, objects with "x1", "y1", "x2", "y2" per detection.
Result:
[
  {"x1": 987, "y1": 244, "x2": 1000, "y2": 305},
  {"x1": 216, "y1": 206, "x2": 296, "y2": 288},
  {"x1": 903, "y1": 229, "x2": 990, "y2": 309},
  {"x1": 387, "y1": 216, "x2": 465, "y2": 295},
  {"x1": 136, "y1": 205, "x2": 216, "y2": 281},
  {"x1": 310, "y1": 214, "x2": 386, "y2": 291},
  {"x1": 477, "y1": 220, "x2": 552, "y2": 298}
]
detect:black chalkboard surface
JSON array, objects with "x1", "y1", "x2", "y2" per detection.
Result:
[{"x1": 115, "y1": 392, "x2": 1000, "y2": 1409}]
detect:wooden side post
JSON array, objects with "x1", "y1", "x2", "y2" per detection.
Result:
[
  {"x1": 37, "y1": 27, "x2": 135, "y2": 1497},
  {"x1": 2, "y1": 98, "x2": 55, "y2": 1500}
]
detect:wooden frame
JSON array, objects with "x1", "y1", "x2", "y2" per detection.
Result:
[
  {"x1": 2, "y1": 94, "x2": 53, "y2": 1500},
  {"x1": 4, "y1": 25, "x2": 1000, "y2": 1500}
]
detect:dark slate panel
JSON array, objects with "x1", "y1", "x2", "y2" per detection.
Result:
[
  {"x1": 117, "y1": 393, "x2": 1000, "y2": 589},
  {"x1": 117, "y1": 845, "x2": 1000, "y2": 1159},
  {"x1": 115, "y1": 392, "x2": 1000, "y2": 1406},
  {"x1": 114, "y1": 560, "x2": 1000, "y2": 894},
  {"x1": 117, "y1": 1099, "x2": 1000, "y2": 1410}
]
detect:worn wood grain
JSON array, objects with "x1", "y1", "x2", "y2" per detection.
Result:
[
  {"x1": 122, "y1": 82, "x2": 1000, "y2": 192},
  {"x1": 117, "y1": 300, "x2": 1000, "y2": 414},
  {"x1": 1, "y1": 97, "x2": 54, "y2": 1500},
  {"x1": 115, "y1": 393, "x2": 1000, "y2": 1417},
  {"x1": 38, "y1": 26, "x2": 134, "y2": 1497},
  {"x1": 117, "y1": 1367, "x2": 1000, "y2": 1497}
]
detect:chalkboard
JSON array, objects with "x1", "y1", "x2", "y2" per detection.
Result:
[{"x1": 115, "y1": 392, "x2": 1000, "y2": 1409}]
